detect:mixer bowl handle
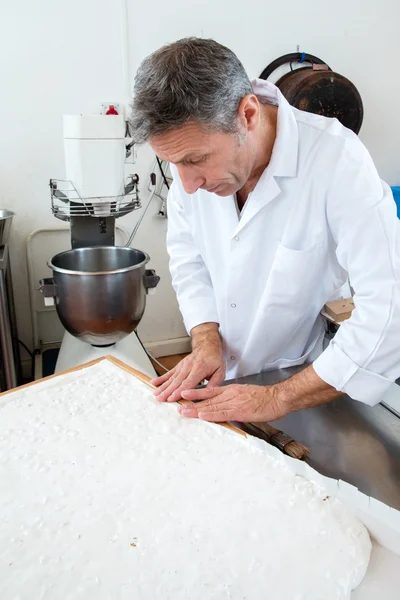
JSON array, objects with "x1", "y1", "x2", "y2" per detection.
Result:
[
  {"x1": 39, "y1": 278, "x2": 57, "y2": 306},
  {"x1": 144, "y1": 269, "x2": 160, "y2": 295}
]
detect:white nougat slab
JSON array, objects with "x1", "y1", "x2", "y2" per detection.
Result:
[{"x1": 0, "y1": 359, "x2": 392, "y2": 599}]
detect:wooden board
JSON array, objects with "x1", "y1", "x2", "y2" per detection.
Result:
[
  {"x1": 0, "y1": 357, "x2": 110, "y2": 398},
  {"x1": 0, "y1": 356, "x2": 247, "y2": 438},
  {"x1": 106, "y1": 356, "x2": 246, "y2": 437},
  {"x1": 324, "y1": 298, "x2": 355, "y2": 323}
]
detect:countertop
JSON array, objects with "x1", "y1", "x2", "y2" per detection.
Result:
[{"x1": 225, "y1": 366, "x2": 400, "y2": 510}]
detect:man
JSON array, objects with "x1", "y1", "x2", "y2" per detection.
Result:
[{"x1": 130, "y1": 38, "x2": 400, "y2": 424}]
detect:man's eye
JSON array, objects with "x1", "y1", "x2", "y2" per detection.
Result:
[{"x1": 189, "y1": 156, "x2": 206, "y2": 165}]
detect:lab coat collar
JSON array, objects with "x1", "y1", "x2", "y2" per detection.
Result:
[
  {"x1": 251, "y1": 79, "x2": 299, "y2": 178},
  {"x1": 230, "y1": 81, "x2": 299, "y2": 236}
]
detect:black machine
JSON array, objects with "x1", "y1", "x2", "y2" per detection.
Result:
[{"x1": 260, "y1": 52, "x2": 364, "y2": 134}]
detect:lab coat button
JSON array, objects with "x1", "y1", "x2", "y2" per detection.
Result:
[
  {"x1": 230, "y1": 356, "x2": 236, "y2": 361},
  {"x1": 231, "y1": 303, "x2": 236, "y2": 308},
  {"x1": 234, "y1": 236, "x2": 239, "y2": 241}
]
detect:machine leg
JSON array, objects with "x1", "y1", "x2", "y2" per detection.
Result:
[
  {"x1": 5, "y1": 255, "x2": 22, "y2": 383},
  {"x1": 0, "y1": 269, "x2": 17, "y2": 389}
]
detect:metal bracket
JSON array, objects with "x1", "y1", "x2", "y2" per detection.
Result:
[
  {"x1": 39, "y1": 278, "x2": 57, "y2": 297},
  {"x1": 144, "y1": 269, "x2": 160, "y2": 295}
]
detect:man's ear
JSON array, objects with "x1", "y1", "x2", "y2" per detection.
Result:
[{"x1": 237, "y1": 94, "x2": 260, "y2": 132}]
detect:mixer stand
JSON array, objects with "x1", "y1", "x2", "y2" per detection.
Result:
[
  {"x1": 56, "y1": 331, "x2": 157, "y2": 378},
  {"x1": 41, "y1": 114, "x2": 159, "y2": 380}
]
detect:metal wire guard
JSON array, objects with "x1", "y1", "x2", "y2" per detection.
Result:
[{"x1": 49, "y1": 178, "x2": 141, "y2": 221}]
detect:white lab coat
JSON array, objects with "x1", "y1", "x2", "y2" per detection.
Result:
[{"x1": 166, "y1": 79, "x2": 400, "y2": 406}]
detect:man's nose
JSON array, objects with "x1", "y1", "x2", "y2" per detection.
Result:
[{"x1": 177, "y1": 166, "x2": 205, "y2": 195}]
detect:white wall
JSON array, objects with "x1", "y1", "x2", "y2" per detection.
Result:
[
  {"x1": 1, "y1": 0, "x2": 399, "y2": 353},
  {"x1": 0, "y1": 0, "x2": 187, "y2": 353},
  {"x1": 130, "y1": 0, "x2": 400, "y2": 340},
  {"x1": 129, "y1": 0, "x2": 400, "y2": 184}
]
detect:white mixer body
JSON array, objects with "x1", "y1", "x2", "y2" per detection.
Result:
[
  {"x1": 56, "y1": 330, "x2": 157, "y2": 378},
  {"x1": 63, "y1": 115, "x2": 127, "y2": 215}
]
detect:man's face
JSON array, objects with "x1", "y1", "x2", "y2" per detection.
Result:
[{"x1": 149, "y1": 121, "x2": 255, "y2": 197}]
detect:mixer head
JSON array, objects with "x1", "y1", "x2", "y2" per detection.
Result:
[{"x1": 50, "y1": 114, "x2": 141, "y2": 248}]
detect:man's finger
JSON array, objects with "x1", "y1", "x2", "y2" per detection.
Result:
[
  {"x1": 165, "y1": 370, "x2": 214, "y2": 403},
  {"x1": 178, "y1": 394, "x2": 232, "y2": 416},
  {"x1": 153, "y1": 374, "x2": 178, "y2": 397},
  {"x1": 155, "y1": 366, "x2": 191, "y2": 402},
  {"x1": 151, "y1": 369, "x2": 175, "y2": 389},
  {"x1": 180, "y1": 386, "x2": 223, "y2": 402},
  {"x1": 205, "y1": 369, "x2": 225, "y2": 388},
  {"x1": 178, "y1": 404, "x2": 232, "y2": 422},
  {"x1": 198, "y1": 409, "x2": 231, "y2": 422},
  {"x1": 152, "y1": 359, "x2": 187, "y2": 394}
]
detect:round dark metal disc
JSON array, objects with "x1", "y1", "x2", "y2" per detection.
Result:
[{"x1": 275, "y1": 68, "x2": 363, "y2": 133}]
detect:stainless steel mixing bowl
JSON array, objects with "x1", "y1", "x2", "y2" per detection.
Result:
[
  {"x1": 42, "y1": 246, "x2": 159, "y2": 346},
  {"x1": 0, "y1": 210, "x2": 15, "y2": 246}
]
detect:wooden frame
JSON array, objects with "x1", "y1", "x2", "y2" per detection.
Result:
[{"x1": 0, "y1": 355, "x2": 247, "y2": 438}]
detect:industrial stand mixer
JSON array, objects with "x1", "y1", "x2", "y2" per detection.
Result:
[{"x1": 39, "y1": 113, "x2": 159, "y2": 377}]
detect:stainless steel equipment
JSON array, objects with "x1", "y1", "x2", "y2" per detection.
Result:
[
  {"x1": 0, "y1": 210, "x2": 15, "y2": 247},
  {"x1": 0, "y1": 212, "x2": 21, "y2": 390},
  {"x1": 49, "y1": 175, "x2": 140, "y2": 248},
  {"x1": 229, "y1": 365, "x2": 400, "y2": 510},
  {"x1": 39, "y1": 113, "x2": 160, "y2": 359},
  {"x1": 49, "y1": 114, "x2": 141, "y2": 249},
  {"x1": 40, "y1": 247, "x2": 159, "y2": 346}
]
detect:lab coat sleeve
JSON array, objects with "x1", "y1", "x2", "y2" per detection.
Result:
[
  {"x1": 166, "y1": 180, "x2": 219, "y2": 334},
  {"x1": 313, "y1": 149, "x2": 400, "y2": 405}
]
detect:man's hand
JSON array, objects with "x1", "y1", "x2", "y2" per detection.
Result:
[
  {"x1": 151, "y1": 322, "x2": 225, "y2": 403},
  {"x1": 179, "y1": 383, "x2": 284, "y2": 422},
  {"x1": 177, "y1": 365, "x2": 341, "y2": 423}
]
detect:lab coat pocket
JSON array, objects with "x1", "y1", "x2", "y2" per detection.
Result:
[
  {"x1": 262, "y1": 330, "x2": 324, "y2": 371},
  {"x1": 262, "y1": 241, "x2": 325, "y2": 350}
]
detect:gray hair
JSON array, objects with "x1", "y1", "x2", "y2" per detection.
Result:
[{"x1": 129, "y1": 38, "x2": 253, "y2": 144}]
